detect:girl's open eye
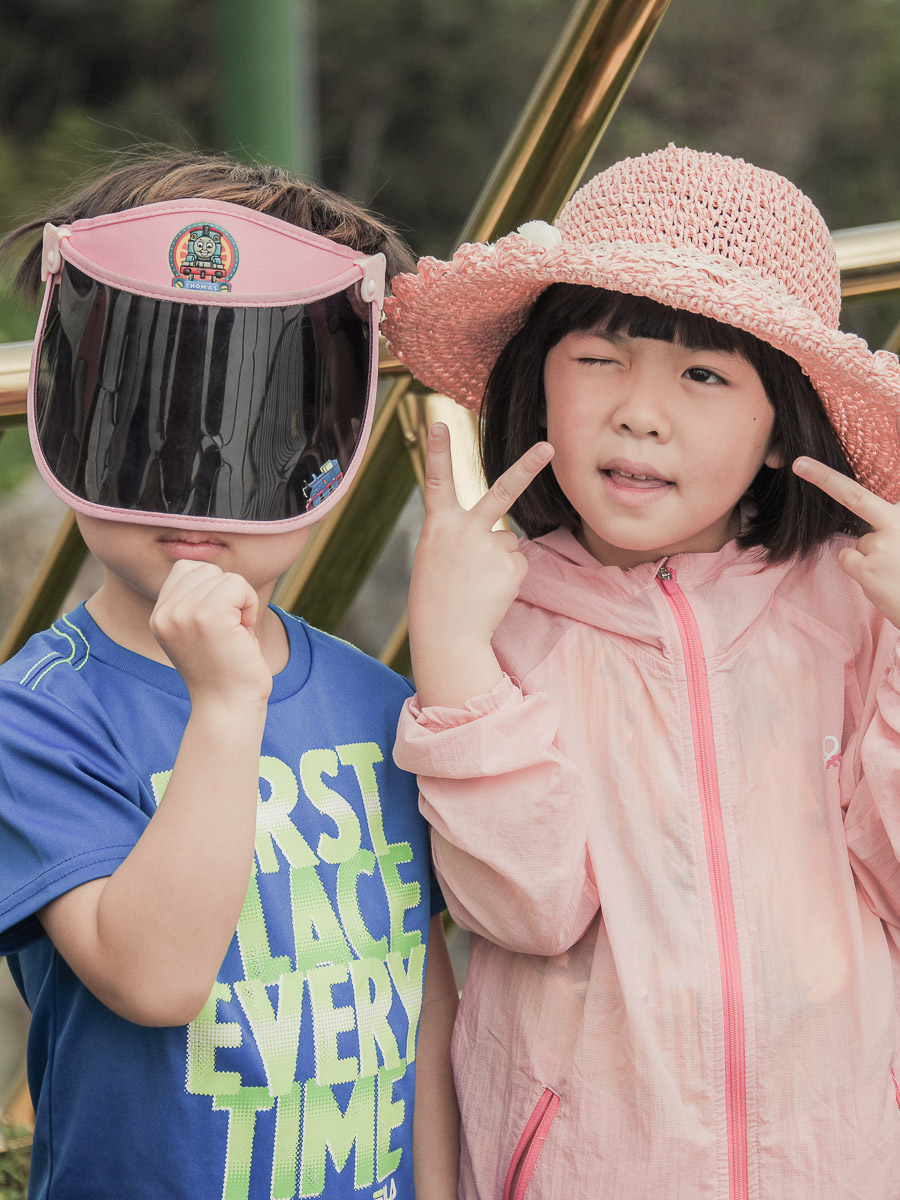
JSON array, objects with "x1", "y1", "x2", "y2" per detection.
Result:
[{"x1": 685, "y1": 366, "x2": 726, "y2": 385}]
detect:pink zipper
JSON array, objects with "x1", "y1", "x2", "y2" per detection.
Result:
[
  {"x1": 503, "y1": 1088, "x2": 560, "y2": 1200},
  {"x1": 657, "y1": 565, "x2": 748, "y2": 1200}
]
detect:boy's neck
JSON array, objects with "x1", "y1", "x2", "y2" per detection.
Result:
[{"x1": 85, "y1": 577, "x2": 290, "y2": 675}]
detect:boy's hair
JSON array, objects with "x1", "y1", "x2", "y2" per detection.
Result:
[
  {"x1": 1, "y1": 149, "x2": 416, "y2": 302},
  {"x1": 480, "y1": 283, "x2": 867, "y2": 562}
]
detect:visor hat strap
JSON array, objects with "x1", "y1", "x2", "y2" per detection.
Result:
[{"x1": 41, "y1": 223, "x2": 71, "y2": 282}]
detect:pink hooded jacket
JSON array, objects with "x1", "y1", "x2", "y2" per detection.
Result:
[{"x1": 394, "y1": 529, "x2": 900, "y2": 1200}]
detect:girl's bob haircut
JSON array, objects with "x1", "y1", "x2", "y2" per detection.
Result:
[
  {"x1": 479, "y1": 284, "x2": 867, "y2": 562},
  {"x1": 384, "y1": 146, "x2": 900, "y2": 506}
]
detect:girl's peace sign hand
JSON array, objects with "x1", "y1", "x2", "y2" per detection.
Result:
[
  {"x1": 409, "y1": 423, "x2": 554, "y2": 709},
  {"x1": 793, "y1": 456, "x2": 900, "y2": 629}
]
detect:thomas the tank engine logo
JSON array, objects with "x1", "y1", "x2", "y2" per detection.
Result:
[{"x1": 169, "y1": 221, "x2": 239, "y2": 292}]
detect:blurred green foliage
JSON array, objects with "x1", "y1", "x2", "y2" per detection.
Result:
[
  {"x1": 2, "y1": 0, "x2": 899, "y2": 298},
  {"x1": 0, "y1": 430, "x2": 32, "y2": 499},
  {"x1": 0, "y1": 1126, "x2": 31, "y2": 1200},
  {"x1": 2, "y1": 0, "x2": 900, "y2": 256}
]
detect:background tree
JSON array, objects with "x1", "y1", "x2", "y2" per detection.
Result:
[{"x1": 2, "y1": 0, "x2": 898, "y2": 337}]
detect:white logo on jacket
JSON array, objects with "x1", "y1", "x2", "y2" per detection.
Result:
[{"x1": 823, "y1": 735, "x2": 842, "y2": 770}]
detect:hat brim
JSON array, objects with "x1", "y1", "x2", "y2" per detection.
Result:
[{"x1": 383, "y1": 233, "x2": 900, "y2": 502}]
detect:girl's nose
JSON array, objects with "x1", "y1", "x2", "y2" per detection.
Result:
[{"x1": 611, "y1": 378, "x2": 672, "y2": 440}]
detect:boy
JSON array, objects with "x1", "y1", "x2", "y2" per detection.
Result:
[{"x1": 0, "y1": 153, "x2": 458, "y2": 1200}]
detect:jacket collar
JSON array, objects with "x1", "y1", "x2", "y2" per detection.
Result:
[{"x1": 514, "y1": 526, "x2": 796, "y2": 652}]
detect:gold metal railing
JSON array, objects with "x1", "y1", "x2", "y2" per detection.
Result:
[
  {"x1": 833, "y1": 223, "x2": 900, "y2": 299},
  {"x1": 0, "y1": 341, "x2": 29, "y2": 424}
]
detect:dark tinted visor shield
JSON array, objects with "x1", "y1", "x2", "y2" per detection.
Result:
[
  {"x1": 33, "y1": 264, "x2": 375, "y2": 527},
  {"x1": 27, "y1": 198, "x2": 386, "y2": 532}
]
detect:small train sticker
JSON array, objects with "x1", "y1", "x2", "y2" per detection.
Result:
[
  {"x1": 304, "y1": 460, "x2": 343, "y2": 510},
  {"x1": 169, "y1": 221, "x2": 239, "y2": 292}
]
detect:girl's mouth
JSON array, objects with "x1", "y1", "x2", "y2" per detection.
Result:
[
  {"x1": 601, "y1": 467, "x2": 674, "y2": 506},
  {"x1": 603, "y1": 468, "x2": 672, "y2": 490}
]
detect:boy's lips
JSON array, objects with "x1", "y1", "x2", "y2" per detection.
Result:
[{"x1": 159, "y1": 531, "x2": 227, "y2": 560}]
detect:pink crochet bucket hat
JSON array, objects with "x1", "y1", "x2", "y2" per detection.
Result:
[{"x1": 383, "y1": 144, "x2": 900, "y2": 501}]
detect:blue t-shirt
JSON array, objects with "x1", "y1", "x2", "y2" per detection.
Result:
[{"x1": 0, "y1": 605, "x2": 442, "y2": 1200}]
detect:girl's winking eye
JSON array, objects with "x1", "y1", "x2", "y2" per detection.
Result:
[{"x1": 567, "y1": 331, "x2": 622, "y2": 365}]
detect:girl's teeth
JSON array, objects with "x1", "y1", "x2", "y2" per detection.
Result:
[{"x1": 609, "y1": 469, "x2": 668, "y2": 488}]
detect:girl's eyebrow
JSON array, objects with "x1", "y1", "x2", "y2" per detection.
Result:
[
  {"x1": 575, "y1": 326, "x2": 745, "y2": 358},
  {"x1": 577, "y1": 325, "x2": 628, "y2": 344},
  {"x1": 675, "y1": 338, "x2": 741, "y2": 355}
]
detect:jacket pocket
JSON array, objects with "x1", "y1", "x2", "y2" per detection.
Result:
[
  {"x1": 503, "y1": 1087, "x2": 560, "y2": 1200},
  {"x1": 892, "y1": 1067, "x2": 900, "y2": 1111}
]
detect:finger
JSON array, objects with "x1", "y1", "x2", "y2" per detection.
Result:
[
  {"x1": 422, "y1": 423, "x2": 463, "y2": 516},
  {"x1": 155, "y1": 559, "x2": 222, "y2": 605},
  {"x1": 792, "y1": 457, "x2": 890, "y2": 527},
  {"x1": 156, "y1": 565, "x2": 251, "y2": 621},
  {"x1": 855, "y1": 530, "x2": 880, "y2": 557},
  {"x1": 493, "y1": 529, "x2": 521, "y2": 554},
  {"x1": 837, "y1": 544, "x2": 867, "y2": 584},
  {"x1": 475, "y1": 441, "x2": 554, "y2": 528},
  {"x1": 155, "y1": 567, "x2": 257, "y2": 632},
  {"x1": 186, "y1": 573, "x2": 259, "y2": 629}
]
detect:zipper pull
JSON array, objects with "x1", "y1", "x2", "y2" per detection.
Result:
[{"x1": 657, "y1": 564, "x2": 677, "y2": 592}]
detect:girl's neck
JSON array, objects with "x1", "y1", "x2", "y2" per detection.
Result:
[{"x1": 576, "y1": 505, "x2": 742, "y2": 569}]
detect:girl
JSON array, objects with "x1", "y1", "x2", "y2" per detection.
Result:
[{"x1": 383, "y1": 145, "x2": 900, "y2": 1199}]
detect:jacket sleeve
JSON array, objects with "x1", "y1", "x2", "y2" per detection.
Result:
[
  {"x1": 393, "y1": 674, "x2": 600, "y2": 956},
  {"x1": 843, "y1": 633, "x2": 900, "y2": 927}
]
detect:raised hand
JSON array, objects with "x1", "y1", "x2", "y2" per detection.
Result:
[
  {"x1": 409, "y1": 422, "x2": 553, "y2": 708},
  {"x1": 38, "y1": 559, "x2": 274, "y2": 1025},
  {"x1": 793, "y1": 456, "x2": 900, "y2": 628},
  {"x1": 150, "y1": 558, "x2": 273, "y2": 708}
]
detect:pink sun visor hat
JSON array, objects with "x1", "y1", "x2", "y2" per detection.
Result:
[
  {"x1": 29, "y1": 197, "x2": 387, "y2": 532},
  {"x1": 383, "y1": 144, "x2": 900, "y2": 502}
]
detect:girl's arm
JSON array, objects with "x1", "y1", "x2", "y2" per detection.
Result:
[
  {"x1": 796, "y1": 458, "x2": 900, "y2": 918},
  {"x1": 397, "y1": 679, "x2": 600, "y2": 956},
  {"x1": 38, "y1": 561, "x2": 270, "y2": 1026},
  {"x1": 413, "y1": 914, "x2": 460, "y2": 1199},
  {"x1": 845, "y1": 633, "x2": 900, "y2": 925},
  {"x1": 402, "y1": 424, "x2": 598, "y2": 955}
]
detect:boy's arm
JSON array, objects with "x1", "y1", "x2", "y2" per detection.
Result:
[
  {"x1": 413, "y1": 914, "x2": 460, "y2": 1199},
  {"x1": 38, "y1": 561, "x2": 271, "y2": 1027}
]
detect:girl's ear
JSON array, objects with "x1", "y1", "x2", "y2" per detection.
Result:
[{"x1": 764, "y1": 444, "x2": 782, "y2": 469}]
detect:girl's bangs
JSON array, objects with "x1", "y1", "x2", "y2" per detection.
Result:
[
  {"x1": 543, "y1": 284, "x2": 756, "y2": 356},
  {"x1": 596, "y1": 292, "x2": 752, "y2": 354}
]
